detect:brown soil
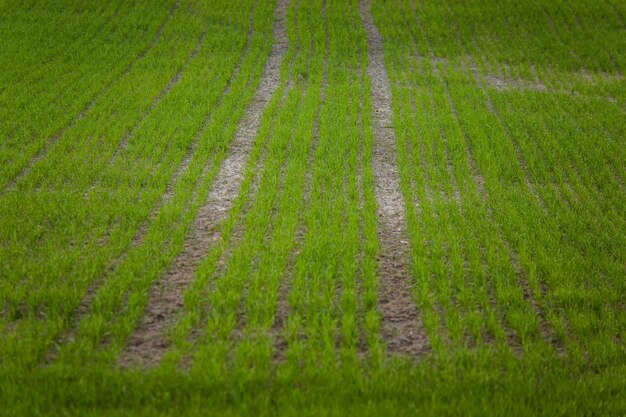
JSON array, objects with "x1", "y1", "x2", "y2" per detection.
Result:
[
  {"x1": 359, "y1": 0, "x2": 430, "y2": 357},
  {"x1": 485, "y1": 73, "x2": 547, "y2": 92},
  {"x1": 127, "y1": 26, "x2": 234, "y2": 248},
  {"x1": 118, "y1": 0, "x2": 290, "y2": 368}
]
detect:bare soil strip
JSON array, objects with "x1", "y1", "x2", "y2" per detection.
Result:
[
  {"x1": 44, "y1": 23, "x2": 213, "y2": 363},
  {"x1": 4, "y1": 1, "x2": 179, "y2": 194},
  {"x1": 129, "y1": 27, "x2": 242, "y2": 249},
  {"x1": 359, "y1": 0, "x2": 429, "y2": 357},
  {"x1": 119, "y1": 0, "x2": 290, "y2": 367}
]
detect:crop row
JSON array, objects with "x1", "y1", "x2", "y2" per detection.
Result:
[
  {"x1": 0, "y1": 0, "x2": 624, "y2": 403},
  {"x1": 0, "y1": 0, "x2": 275, "y2": 370},
  {"x1": 372, "y1": 0, "x2": 625, "y2": 364}
]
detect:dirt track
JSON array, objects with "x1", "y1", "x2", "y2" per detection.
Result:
[
  {"x1": 119, "y1": 0, "x2": 290, "y2": 367},
  {"x1": 359, "y1": 0, "x2": 429, "y2": 357}
]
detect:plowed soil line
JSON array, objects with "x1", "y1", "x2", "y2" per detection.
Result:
[
  {"x1": 359, "y1": 0, "x2": 429, "y2": 357},
  {"x1": 119, "y1": 0, "x2": 290, "y2": 367}
]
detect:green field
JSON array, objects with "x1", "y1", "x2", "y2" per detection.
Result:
[{"x1": 1, "y1": 0, "x2": 625, "y2": 415}]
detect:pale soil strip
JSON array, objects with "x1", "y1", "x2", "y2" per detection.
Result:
[
  {"x1": 45, "y1": 23, "x2": 213, "y2": 358},
  {"x1": 231, "y1": 111, "x2": 296, "y2": 343},
  {"x1": 359, "y1": 0, "x2": 429, "y2": 357},
  {"x1": 3, "y1": 1, "x2": 179, "y2": 194},
  {"x1": 233, "y1": 0, "x2": 312, "y2": 350},
  {"x1": 183, "y1": 86, "x2": 283, "y2": 363},
  {"x1": 182, "y1": 79, "x2": 294, "y2": 362},
  {"x1": 129, "y1": 27, "x2": 238, "y2": 248},
  {"x1": 119, "y1": 0, "x2": 290, "y2": 367},
  {"x1": 47, "y1": 8, "x2": 245, "y2": 362}
]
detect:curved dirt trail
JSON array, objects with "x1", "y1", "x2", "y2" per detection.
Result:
[
  {"x1": 119, "y1": 0, "x2": 290, "y2": 367},
  {"x1": 359, "y1": 0, "x2": 429, "y2": 357}
]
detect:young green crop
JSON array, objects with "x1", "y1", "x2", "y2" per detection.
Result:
[
  {"x1": 0, "y1": 1, "x2": 179, "y2": 191},
  {"x1": 0, "y1": 0, "x2": 269, "y2": 369},
  {"x1": 1, "y1": 0, "x2": 625, "y2": 415}
]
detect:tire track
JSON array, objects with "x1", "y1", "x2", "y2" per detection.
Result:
[
  {"x1": 359, "y1": 0, "x2": 429, "y2": 358},
  {"x1": 44, "y1": 21, "x2": 214, "y2": 364},
  {"x1": 119, "y1": 0, "x2": 290, "y2": 367}
]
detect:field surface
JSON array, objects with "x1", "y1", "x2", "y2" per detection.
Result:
[{"x1": 1, "y1": 0, "x2": 625, "y2": 415}]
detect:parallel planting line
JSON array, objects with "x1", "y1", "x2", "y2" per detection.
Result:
[
  {"x1": 127, "y1": 25, "x2": 231, "y2": 247},
  {"x1": 408, "y1": 6, "x2": 536, "y2": 351},
  {"x1": 1, "y1": 1, "x2": 122, "y2": 143},
  {"x1": 3, "y1": 1, "x2": 180, "y2": 194},
  {"x1": 271, "y1": 5, "x2": 329, "y2": 362},
  {"x1": 436, "y1": 62, "x2": 527, "y2": 351},
  {"x1": 161, "y1": 70, "x2": 295, "y2": 368},
  {"x1": 50, "y1": 23, "x2": 212, "y2": 357},
  {"x1": 120, "y1": 0, "x2": 290, "y2": 367},
  {"x1": 456, "y1": 34, "x2": 564, "y2": 349},
  {"x1": 108, "y1": 28, "x2": 206, "y2": 163},
  {"x1": 48, "y1": 2, "x2": 274, "y2": 368},
  {"x1": 359, "y1": 0, "x2": 429, "y2": 357}
]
